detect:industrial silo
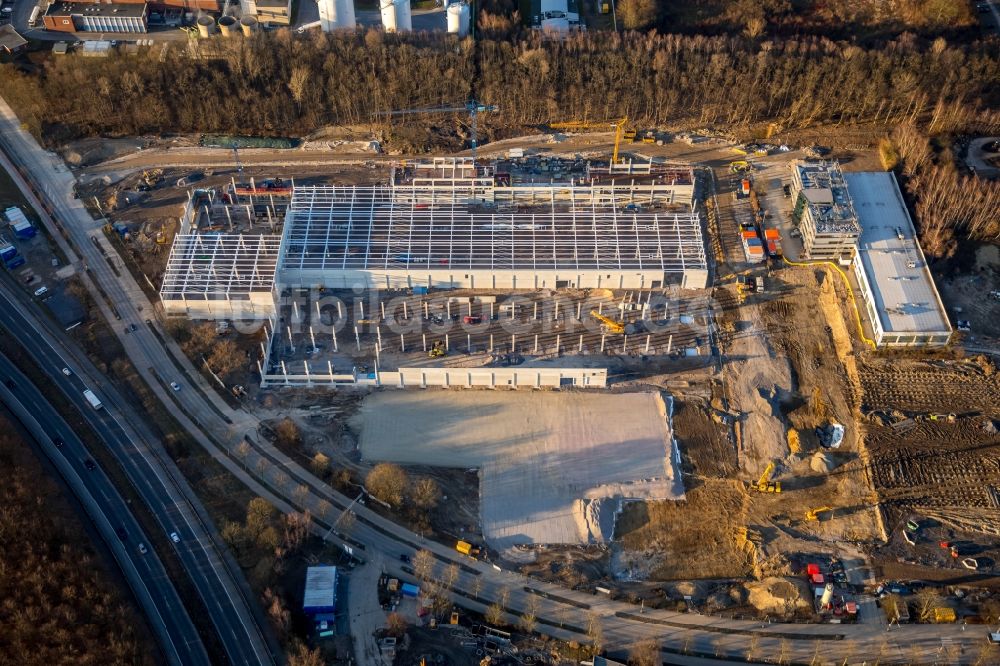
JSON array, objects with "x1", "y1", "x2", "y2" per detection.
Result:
[
  {"x1": 394, "y1": 0, "x2": 411, "y2": 31},
  {"x1": 239, "y1": 15, "x2": 258, "y2": 34},
  {"x1": 381, "y1": 0, "x2": 410, "y2": 32},
  {"x1": 319, "y1": 0, "x2": 355, "y2": 31},
  {"x1": 446, "y1": 2, "x2": 469, "y2": 36},
  {"x1": 218, "y1": 15, "x2": 237, "y2": 36},
  {"x1": 196, "y1": 15, "x2": 216, "y2": 37}
]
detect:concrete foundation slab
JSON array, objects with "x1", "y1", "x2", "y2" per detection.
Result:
[{"x1": 353, "y1": 391, "x2": 684, "y2": 549}]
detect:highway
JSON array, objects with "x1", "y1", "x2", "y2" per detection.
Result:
[
  {"x1": 0, "y1": 280, "x2": 279, "y2": 666},
  {"x1": 0, "y1": 94, "x2": 993, "y2": 664},
  {"x1": 0, "y1": 352, "x2": 208, "y2": 666}
]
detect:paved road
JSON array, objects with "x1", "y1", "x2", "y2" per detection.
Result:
[
  {"x1": 0, "y1": 283, "x2": 280, "y2": 666},
  {"x1": 0, "y1": 353, "x2": 208, "y2": 666},
  {"x1": 1, "y1": 95, "x2": 993, "y2": 664},
  {"x1": 0, "y1": 116, "x2": 277, "y2": 665}
]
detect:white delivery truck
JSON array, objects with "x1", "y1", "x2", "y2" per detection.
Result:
[{"x1": 83, "y1": 389, "x2": 103, "y2": 410}]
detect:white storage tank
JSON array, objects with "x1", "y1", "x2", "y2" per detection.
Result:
[
  {"x1": 381, "y1": 0, "x2": 410, "y2": 32},
  {"x1": 446, "y1": 2, "x2": 469, "y2": 37},
  {"x1": 319, "y1": 0, "x2": 356, "y2": 30}
]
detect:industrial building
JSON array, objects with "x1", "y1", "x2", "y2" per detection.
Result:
[
  {"x1": 277, "y1": 185, "x2": 706, "y2": 292},
  {"x1": 161, "y1": 159, "x2": 706, "y2": 319},
  {"x1": 161, "y1": 233, "x2": 280, "y2": 319},
  {"x1": 302, "y1": 565, "x2": 337, "y2": 634},
  {"x1": 844, "y1": 172, "x2": 951, "y2": 348},
  {"x1": 790, "y1": 161, "x2": 861, "y2": 261},
  {"x1": 43, "y1": 2, "x2": 149, "y2": 33}
]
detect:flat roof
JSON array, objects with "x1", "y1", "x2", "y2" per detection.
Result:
[
  {"x1": 0, "y1": 24, "x2": 28, "y2": 52},
  {"x1": 160, "y1": 233, "x2": 279, "y2": 300},
  {"x1": 793, "y1": 161, "x2": 861, "y2": 235},
  {"x1": 845, "y1": 172, "x2": 951, "y2": 335},
  {"x1": 47, "y1": 2, "x2": 147, "y2": 17},
  {"x1": 280, "y1": 186, "x2": 706, "y2": 274},
  {"x1": 303, "y1": 566, "x2": 337, "y2": 613}
]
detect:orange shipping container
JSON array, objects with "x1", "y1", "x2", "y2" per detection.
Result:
[{"x1": 764, "y1": 229, "x2": 780, "y2": 240}]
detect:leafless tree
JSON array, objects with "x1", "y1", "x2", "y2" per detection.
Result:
[
  {"x1": 628, "y1": 638, "x2": 660, "y2": 666},
  {"x1": 366, "y1": 463, "x2": 409, "y2": 507}
]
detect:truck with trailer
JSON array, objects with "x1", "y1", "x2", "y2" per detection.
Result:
[{"x1": 83, "y1": 389, "x2": 103, "y2": 410}]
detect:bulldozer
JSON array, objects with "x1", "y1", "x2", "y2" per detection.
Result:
[
  {"x1": 428, "y1": 340, "x2": 446, "y2": 358},
  {"x1": 752, "y1": 461, "x2": 781, "y2": 493},
  {"x1": 730, "y1": 160, "x2": 751, "y2": 173},
  {"x1": 141, "y1": 169, "x2": 163, "y2": 189}
]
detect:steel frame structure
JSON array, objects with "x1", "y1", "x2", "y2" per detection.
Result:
[
  {"x1": 279, "y1": 185, "x2": 706, "y2": 274},
  {"x1": 160, "y1": 233, "x2": 280, "y2": 316}
]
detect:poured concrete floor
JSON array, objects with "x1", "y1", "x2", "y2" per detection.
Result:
[{"x1": 352, "y1": 391, "x2": 684, "y2": 549}]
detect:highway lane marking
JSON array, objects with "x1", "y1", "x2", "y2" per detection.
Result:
[{"x1": 0, "y1": 289, "x2": 273, "y2": 666}]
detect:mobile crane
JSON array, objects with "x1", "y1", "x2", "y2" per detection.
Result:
[{"x1": 549, "y1": 117, "x2": 632, "y2": 164}]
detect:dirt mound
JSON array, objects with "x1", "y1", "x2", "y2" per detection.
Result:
[
  {"x1": 810, "y1": 451, "x2": 836, "y2": 473},
  {"x1": 744, "y1": 577, "x2": 812, "y2": 615}
]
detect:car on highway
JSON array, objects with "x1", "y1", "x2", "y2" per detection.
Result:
[
  {"x1": 4, "y1": 378, "x2": 14, "y2": 389},
  {"x1": 83, "y1": 458, "x2": 96, "y2": 470},
  {"x1": 170, "y1": 382, "x2": 181, "y2": 391},
  {"x1": 130, "y1": 323, "x2": 138, "y2": 332},
  {"x1": 138, "y1": 543, "x2": 148, "y2": 554},
  {"x1": 115, "y1": 527, "x2": 128, "y2": 541},
  {"x1": 33, "y1": 286, "x2": 48, "y2": 298},
  {"x1": 61, "y1": 367, "x2": 72, "y2": 376},
  {"x1": 399, "y1": 554, "x2": 411, "y2": 564},
  {"x1": 170, "y1": 531, "x2": 180, "y2": 543},
  {"x1": 53, "y1": 437, "x2": 64, "y2": 448}
]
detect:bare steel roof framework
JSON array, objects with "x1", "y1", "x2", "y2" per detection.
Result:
[
  {"x1": 280, "y1": 185, "x2": 706, "y2": 273},
  {"x1": 161, "y1": 233, "x2": 281, "y2": 301}
]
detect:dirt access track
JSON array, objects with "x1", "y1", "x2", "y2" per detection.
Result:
[{"x1": 350, "y1": 391, "x2": 683, "y2": 550}]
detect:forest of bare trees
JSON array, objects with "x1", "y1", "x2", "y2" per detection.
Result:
[
  {"x1": 1, "y1": 28, "x2": 998, "y2": 145},
  {"x1": 890, "y1": 122, "x2": 1000, "y2": 257},
  {"x1": 0, "y1": 417, "x2": 152, "y2": 666}
]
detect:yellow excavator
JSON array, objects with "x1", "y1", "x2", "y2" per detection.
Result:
[
  {"x1": 805, "y1": 506, "x2": 832, "y2": 521},
  {"x1": 550, "y1": 117, "x2": 631, "y2": 164},
  {"x1": 428, "y1": 340, "x2": 446, "y2": 358},
  {"x1": 753, "y1": 461, "x2": 781, "y2": 493},
  {"x1": 730, "y1": 160, "x2": 751, "y2": 173}
]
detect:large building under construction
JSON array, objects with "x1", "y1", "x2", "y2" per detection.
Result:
[{"x1": 161, "y1": 159, "x2": 708, "y2": 319}]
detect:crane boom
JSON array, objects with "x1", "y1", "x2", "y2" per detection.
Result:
[
  {"x1": 589, "y1": 310, "x2": 625, "y2": 335},
  {"x1": 549, "y1": 117, "x2": 630, "y2": 163}
]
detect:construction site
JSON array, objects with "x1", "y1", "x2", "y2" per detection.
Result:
[{"x1": 76, "y1": 127, "x2": 1000, "y2": 628}]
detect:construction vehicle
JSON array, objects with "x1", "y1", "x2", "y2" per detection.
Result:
[
  {"x1": 589, "y1": 310, "x2": 643, "y2": 335},
  {"x1": 805, "y1": 506, "x2": 832, "y2": 521},
  {"x1": 455, "y1": 540, "x2": 481, "y2": 557},
  {"x1": 730, "y1": 160, "x2": 751, "y2": 173},
  {"x1": 641, "y1": 130, "x2": 657, "y2": 144},
  {"x1": 140, "y1": 169, "x2": 163, "y2": 190},
  {"x1": 428, "y1": 341, "x2": 446, "y2": 358},
  {"x1": 550, "y1": 117, "x2": 631, "y2": 164},
  {"x1": 753, "y1": 461, "x2": 781, "y2": 493},
  {"x1": 590, "y1": 309, "x2": 624, "y2": 334}
]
